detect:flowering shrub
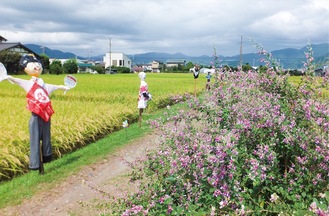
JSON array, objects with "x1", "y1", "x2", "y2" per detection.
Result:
[
  {"x1": 107, "y1": 45, "x2": 329, "y2": 215},
  {"x1": 210, "y1": 46, "x2": 221, "y2": 71},
  {"x1": 133, "y1": 66, "x2": 144, "y2": 73}
]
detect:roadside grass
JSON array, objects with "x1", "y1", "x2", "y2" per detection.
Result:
[{"x1": 0, "y1": 102, "x2": 187, "y2": 209}]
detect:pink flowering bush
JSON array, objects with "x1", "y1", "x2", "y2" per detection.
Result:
[
  {"x1": 108, "y1": 45, "x2": 329, "y2": 215},
  {"x1": 133, "y1": 66, "x2": 144, "y2": 73},
  {"x1": 210, "y1": 46, "x2": 221, "y2": 71}
]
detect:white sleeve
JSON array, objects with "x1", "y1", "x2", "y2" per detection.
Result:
[
  {"x1": 44, "y1": 84, "x2": 68, "y2": 95},
  {"x1": 6, "y1": 76, "x2": 33, "y2": 92}
]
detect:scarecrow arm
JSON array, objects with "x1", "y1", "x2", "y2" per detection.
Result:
[{"x1": 6, "y1": 76, "x2": 32, "y2": 92}]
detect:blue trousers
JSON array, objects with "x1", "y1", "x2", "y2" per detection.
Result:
[{"x1": 28, "y1": 113, "x2": 52, "y2": 170}]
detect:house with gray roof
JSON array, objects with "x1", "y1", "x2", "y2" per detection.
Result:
[
  {"x1": 165, "y1": 59, "x2": 186, "y2": 68},
  {"x1": 0, "y1": 41, "x2": 40, "y2": 58}
]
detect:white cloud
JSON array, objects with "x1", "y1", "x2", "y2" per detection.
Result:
[{"x1": 0, "y1": 0, "x2": 328, "y2": 57}]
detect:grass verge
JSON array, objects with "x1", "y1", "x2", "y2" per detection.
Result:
[{"x1": 0, "y1": 102, "x2": 187, "y2": 209}]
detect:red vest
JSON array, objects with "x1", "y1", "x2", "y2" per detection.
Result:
[{"x1": 26, "y1": 82, "x2": 54, "y2": 122}]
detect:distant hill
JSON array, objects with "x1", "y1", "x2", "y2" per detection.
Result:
[
  {"x1": 224, "y1": 43, "x2": 328, "y2": 69},
  {"x1": 25, "y1": 43, "x2": 328, "y2": 69},
  {"x1": 127, "y1": 52, "x2": 221, "y2": 66},
  {"x1": 25, "y1": 44, "x2": 85, "y2": 60}
]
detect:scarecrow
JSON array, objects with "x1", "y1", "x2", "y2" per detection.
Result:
[
  {"x1": 191, "y1": 64, "x2": 200, "y2": 97},
  {"x1": 137, "y1": 72, "x2": 151, "y2": 127},
  {"x1": 205, "y1": 71, "x2": 212, "y2": 90},
  {"x1": 2, "y1": 54, "x2": 70, "y2": 174},
  {"x1": 192, "y1": 64, "x2": 200, "y2": 79}
]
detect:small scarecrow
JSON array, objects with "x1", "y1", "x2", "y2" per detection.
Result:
[
  {"x1": 192, "y1": 64, "x2": 200, "y2": 79},
  {"x1": 205, "y1": 71, "x2": 212, "y2": 90},
  {"x1": 192, "y1": 64, "x2": 200, "y2": 97},
  {"x1": 137, "y1": 72, "x2": 151, "y2": 127},
  {"x1": 2, "y1": 54, "x2": 70, "y2": 174}
]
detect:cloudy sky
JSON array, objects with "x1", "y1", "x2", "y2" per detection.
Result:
[{"x1": 1, "y1": 0, "x2": 328, "y2": 57}]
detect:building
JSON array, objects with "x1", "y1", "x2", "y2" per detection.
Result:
[
  {"x1": 142, "y1": 63, "x2": 152, "y2": 72},
  {"x1": 103, "y1": 52, "x2": 132, "y2": 71},
  {"x1": 151, "y1": 60, "x2": 164, "y2": 72},
  {"x1": 199, "y1": 68, "x2": 216, "y2": 74},
  {"x1": 0, "y1": 36, "x2": 7, "y2": 43},
  {"x1": 165, "y1": 59, "x2": 186, "y2": 68},
  {"x1": 315, "y1": 65, "x2": 329, "y2": 77},
  {"x1": 0, "y1": 36, "x2": 41, "y2": 74},
  {"x1": 0, "y1": 36, "x2": 40, "y2": 58},
  {"x1": 77, "y1": 62, "x2": 97, "y2": 74}
]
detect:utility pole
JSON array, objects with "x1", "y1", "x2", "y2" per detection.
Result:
[
  {"x1": 41, "y1": 46, "x2": 45, "y2": 55},
  {"x1": 88, "y1": 51, "x2": 93, "y2": 62},
  {"x1": 239, "y1": 35, "x2": 243, "y2": 68},
  {"x1": 108, "y1": 37, "x2": 112, "y2": 73}
]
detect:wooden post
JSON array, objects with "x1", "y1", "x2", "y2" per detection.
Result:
[
  {"x1": 39, "y1": 143, "x2": 44, "y2": 175},
  {"x1": 138, "y1": 108, "x2": 143, "y2": 127},
  {"x1": 194, "y1": 79, "x2": 197, "y2": 97}
]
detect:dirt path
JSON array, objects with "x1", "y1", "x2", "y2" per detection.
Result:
[{"x1": 2, "y1": 132, "x2": 161, "y2": 216}]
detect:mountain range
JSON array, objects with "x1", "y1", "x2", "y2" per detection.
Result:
[{"x1": 25, "y1": 43, "x2": 328, "y2": 69}]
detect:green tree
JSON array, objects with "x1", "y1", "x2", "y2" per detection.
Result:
[
  {"x1": 63, "y1": 59, "x2": 78, "y2": 74},
  {"x1": 177, "y1": 63, "x2": 183, "y2": 71},
  {"x1": 39, "y1": 54, "x2": 50, "y2": 74},
  {"x1": 242, "y1": 63, "x2": 252, "y2": 72},
  {"x1": 162, "y1": 64, "x2": 167, "y2": 72},
  {"x1": 0, "y1": 50, "x2": 22, "y2": 74},
  {"x1": 171, "y1": 66, "x2": 178, "y2": 72},
  {"x1": 111, "y1": 66, "x2": 131, "y2": 73},
  {"x1": 91, "y1": 65, "x2": 105, "y2": 74},
  {"x1": 258, "y1": 65, "x2": 268, "y2": 73},
  {"x1": 49, "y1": 60, "x2": 63, "y2": 75},
  {"x1": 186, "y1": 61, "x2": 194, "y2": 69},
  {"x1": 223, "y1": 65, "x2": 233, "y2": 71}
]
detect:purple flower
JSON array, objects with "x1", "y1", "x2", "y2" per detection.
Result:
[
  {"x1": 167, "y1": 205, "x2": 173, "y2": 214},
  {"x1": 270, "y1": 193, "x2": 279, "y2": 202}
]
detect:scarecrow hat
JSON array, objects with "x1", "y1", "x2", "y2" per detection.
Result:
[
  {"x1": 19, "y1": 54, "x2": 43, "y2": 77},
  {"x1": 19, "y1": 54, "x2": 41, "y2": 68}
]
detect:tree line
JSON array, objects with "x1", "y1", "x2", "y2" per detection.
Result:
[{"x1": 0, "y1": 51, "x2": 79, "y2": 75}]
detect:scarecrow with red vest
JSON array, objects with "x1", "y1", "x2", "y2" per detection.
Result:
[
  {"x1": 3, "y1": 54, "x2": 70, "y2": 174},
  {"x1": 137, "y1": 72, "x2": 151, "y2": 127}
]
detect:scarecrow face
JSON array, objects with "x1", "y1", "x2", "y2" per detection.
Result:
[
  {"x1": 25, "y1": 61, "x2": 43, "y2": 77},
  {"x1": 138, "y1": 72, "x2": 146, "y2": 81},
  {"x1": 20, "y1": 55, "x2": 43, "y2": 77}
]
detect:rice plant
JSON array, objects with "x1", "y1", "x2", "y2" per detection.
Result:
[{"x1": 0, "y1": 73, "x2": 204, "y2": 180}]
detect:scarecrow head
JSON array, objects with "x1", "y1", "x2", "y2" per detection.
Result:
[
  {"x1": 19, "y1": 54, "x2": 43, "y2": 77},
  {"x1": 138, "y1": 72, "x2": 146, "y2": 81}
]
